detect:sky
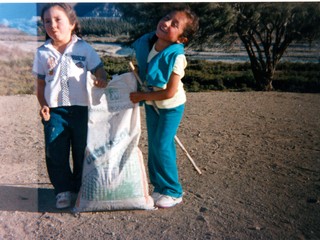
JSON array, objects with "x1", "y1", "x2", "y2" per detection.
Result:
[
  {"x1": 0, "y1": 3, "x2": 38, "y2": 35},
  {"x1": 0, "y1": 3, "x2": 37, "y2": 19},
  {"x1": 0, "y1": 2, "x2": 113, "y2": 36}
]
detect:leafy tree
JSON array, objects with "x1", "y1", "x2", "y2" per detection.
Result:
[{"x1": 194, "y1": 2, "x2": 320, "y2": 90}]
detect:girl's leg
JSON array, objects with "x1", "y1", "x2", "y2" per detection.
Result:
[
  {"x1": 70, "y1": 106, "x2": 88, "y2": 193},
  {"x1": 147, "y1": 104, "x2": 185, "y2": 198},
  {"x1": 145, "y1": 105, "x2": 161, "y2": 192},
  {"x1": 43, "y1": 107, "x2": 72, "y2": 195}
]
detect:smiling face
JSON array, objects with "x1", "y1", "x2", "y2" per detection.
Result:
[
  {"x1": 43, "y1": 5, "x2": 75, "y2": 46},
  {"x1": 156, "y1": 11, "x2": 189, "y2": 45}
]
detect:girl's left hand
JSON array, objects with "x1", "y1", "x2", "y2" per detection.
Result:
[
  {"x1": 40, "y1": 105, "x2": 50, "y2": 121},
  {"x1": 94, "y1": 79, "x2": 108, "y2": 88}
]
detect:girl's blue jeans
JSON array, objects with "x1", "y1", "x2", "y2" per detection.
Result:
[
  {"x1": 42, "y1": 106, "x2": 88, "y2": 196},
  {"x1": 145, "y1": 104, "x2": 184, "y2": 198}
]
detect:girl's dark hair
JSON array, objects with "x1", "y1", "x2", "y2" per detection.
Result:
[
  {"x1": 175, "y1": 8, "x2": 199, "y2": 42},
  {"x1": 41, "y1": 3, "x2": 81, "y2": 40}
]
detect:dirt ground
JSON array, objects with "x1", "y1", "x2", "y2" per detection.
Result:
[{"x1": 0, "y1": 91, "x2": 319, "y2": 240}]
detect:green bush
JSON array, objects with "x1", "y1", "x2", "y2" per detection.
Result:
[
  {"x1": 273, "y1": 76, "x2": 320, "y2": 93},
  {"x1": 186, "y1": 60, "x2": 319, "y2": 92},
  {"x1": 273, "y1": 62, "x2": 320, "y2": 92},
  {"x1": 101, "y1": 56, "x2": 138, "y2": 80},
  {"x1": 102, "y1": 59, "x2": 319, "y2": 93},
  {"x1": 80, "y1": 18, "x2": 133, "y2": 37}
]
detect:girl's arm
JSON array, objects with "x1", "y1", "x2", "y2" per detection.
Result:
[
  {"x1": 93, "y1": 66, "x2": 108, "y2": 88},
  {"x1": 36, "y1": 79, "x2": 50, "y2": 121},
  {"x1": 130, "y1": 72, "x2": 181, "y2": 104},
  {"x1": 37, "y1": 79, "x2": 47, "y2": 107}
]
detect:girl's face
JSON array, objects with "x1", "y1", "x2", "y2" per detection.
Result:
[
  {"x1": 43, "y1": 6, "x2": 75, "y2": 46},
  {"x1": 156, "y1": 11, "x2": 189, "y2": 44}
]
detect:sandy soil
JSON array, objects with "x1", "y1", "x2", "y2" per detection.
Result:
[{"x1": 0, "y1": 92, "x2": 319, "y2": 240}]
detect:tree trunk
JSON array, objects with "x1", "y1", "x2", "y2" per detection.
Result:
[
  {"x1": 240, "y1": 35, "x2": 275, "y2": 91},
  {"x1": 250, "y1": 63, "x2": 274, "y2": 91}
]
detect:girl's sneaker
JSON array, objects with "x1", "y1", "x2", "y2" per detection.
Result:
[
  {"x1": 151, "y1": 192, "x2": 162, "y2": 203},
  {"x1": 156, "y1": 195, "x2": 182, "y2": 208},
  {"x1": 56, "y1": 191, "x2": 71, "y2": 209}
]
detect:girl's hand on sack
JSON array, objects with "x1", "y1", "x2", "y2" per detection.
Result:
[
  {"x1": 94, "y1": 79, "x2": 108, "y2": 88},
  {"x1": 130, "y1": 92, "x2": 145, "y2": 103},
  {"x1": 93, "y1": 67, "x2": 108, "y2": 88},
  {"x1": 40, "y1": 105, "x2": 50, "y2": 121}
]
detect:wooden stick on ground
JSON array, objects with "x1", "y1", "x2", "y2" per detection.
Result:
[{"x1": 129, "y1": 61, "x2": 202, "y2": 175}]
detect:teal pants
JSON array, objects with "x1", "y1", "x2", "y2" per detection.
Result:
[{"x1": 145, "y1": 104, "x2": 184, "y2": 198}]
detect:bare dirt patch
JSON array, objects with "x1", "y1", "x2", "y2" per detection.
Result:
[{"x1": 0, "y1": 92, "x2": 319, "y2": 239}]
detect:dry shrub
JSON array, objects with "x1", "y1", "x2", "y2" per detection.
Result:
[{"x1": 0, "y1": 43, "x2": 35, "y2": 95}]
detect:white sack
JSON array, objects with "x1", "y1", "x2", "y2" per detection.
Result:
[{"x1": 75, "y1": 72, "x2": 154, "y2": 212}]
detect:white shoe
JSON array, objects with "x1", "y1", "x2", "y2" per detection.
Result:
[
  {"x1": 151, "y1": 192, "x2": 162, "y2": 203},
  {"x1": 156, "y1": 195, "x2": 182, "y2": 208},
  {"x1": 56, "y1": 191, "x2": 71, "y2": 209}
]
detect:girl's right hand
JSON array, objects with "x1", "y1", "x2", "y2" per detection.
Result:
[
  {"x1": 130, "y1": 91, "x2": 146, "y2": 104},
  {"x1": 40, "y1": 106, "x2": 50, "y2": 121}
]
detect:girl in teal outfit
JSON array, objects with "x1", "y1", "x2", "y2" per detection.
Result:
[{"x1": 130, "y1": 8, "x2": 198, "y2": 208}]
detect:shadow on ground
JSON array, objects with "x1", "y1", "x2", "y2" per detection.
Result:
[{"x1": 0, "y1": 185, "x2": 69, "y2": 213}]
